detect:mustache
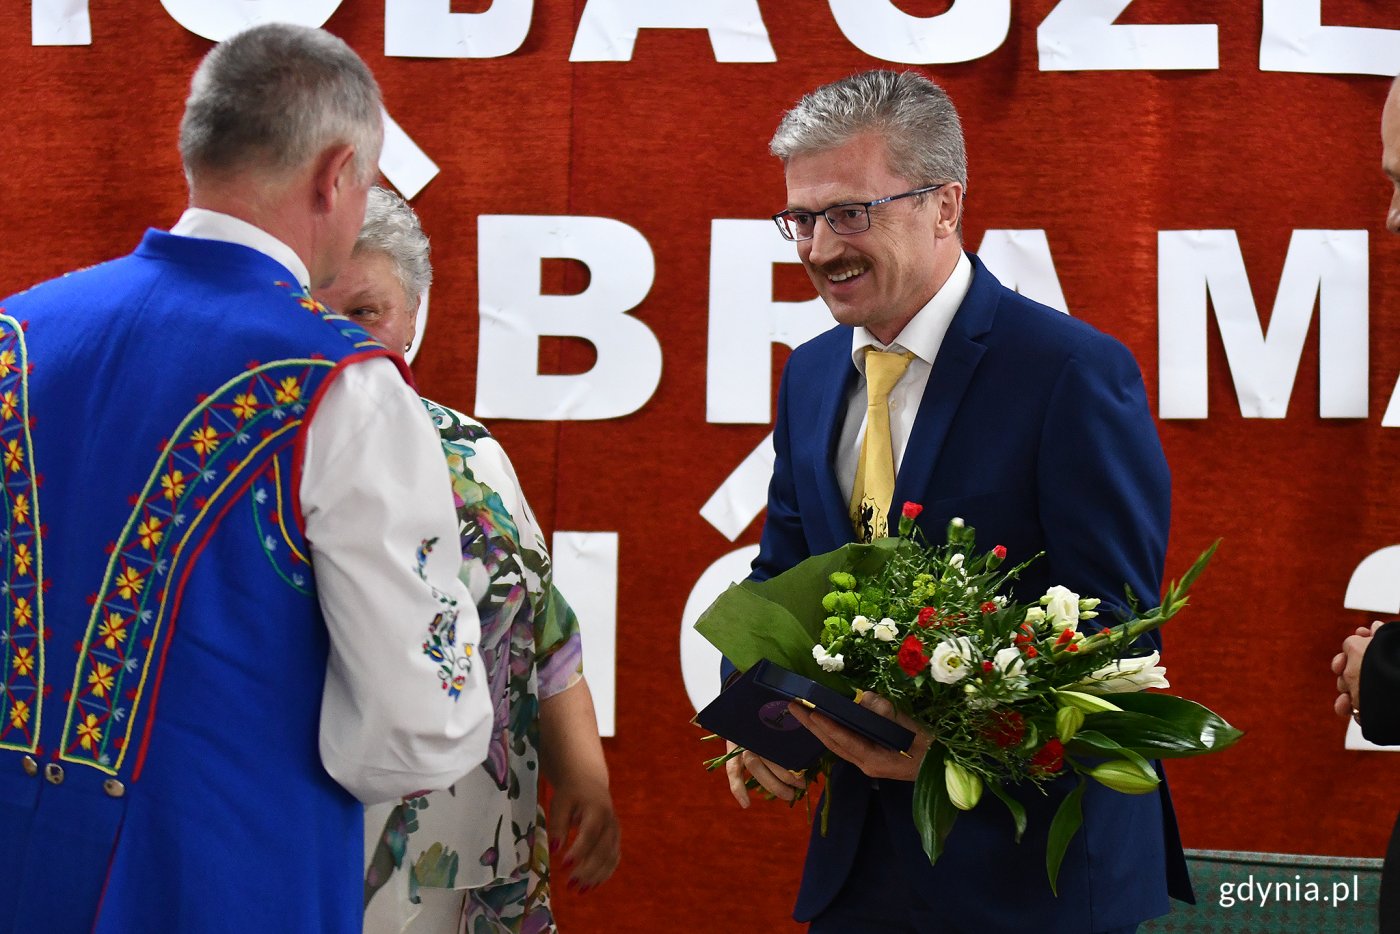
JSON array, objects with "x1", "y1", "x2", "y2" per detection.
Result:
[{"x1": 809, "y1": 258, "x2": 866, "y2": 276}]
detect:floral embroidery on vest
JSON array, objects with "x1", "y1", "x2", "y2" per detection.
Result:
[{"x1": 0, "y1": 314, "x2": 45, "y2": 755}]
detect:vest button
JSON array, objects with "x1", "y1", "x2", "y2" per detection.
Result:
[
  {"x1": 43, "y1": 763, "x2": 64, "y2": 785},
  {"x1": 21, "y1": 755, "x2": 37, "y2": 777},
  {"x1": 103, "y1": 779, "x2": 125, "y2": 798}
]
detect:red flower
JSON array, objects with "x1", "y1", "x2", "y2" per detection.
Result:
[
  {"x1": 979, "y1": 601, "x2": 998, "y2": 615},
  {"x1": 981, "y1": 660, "x2": 994, "y2": 673},
  {"x1": 902, "y1": 502, "x2": 923, "y2": 520},
  {"x1": 1014, "y1": 633, "x2": 1033, "y2": 645},
  {"x1": 992, "y1": 545, "x2": 1007, "y2": 559},
  {"x1": 1055, "y1": 629, "x2": 1075, "y2": 646},
  {"x1": 897, "y1": 635, "x2": 930, "y2": 677},
  {"x1": 1031, "y1": 738, "x2": 1065, "y2": 774},
  {"x1": 917, "y1": 607, "x2": 939, "y2": 628},
  {"x1": 983, "y1": 710, "x2": 1026, "y2": 748},
  {"x1": 1023, "y1": 645, "x2": 1039, "y2": 658}
]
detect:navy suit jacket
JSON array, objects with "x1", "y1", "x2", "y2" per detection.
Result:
[{"x1": 749, "y1": 255, "x2": 1191, "y2": 932}]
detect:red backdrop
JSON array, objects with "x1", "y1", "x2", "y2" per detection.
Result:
[{"x1": 4, "y1": 2, "x2": 1399, "y2": 930}]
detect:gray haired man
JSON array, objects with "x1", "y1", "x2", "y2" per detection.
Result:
[{"x1": 0, "y1": 24, "x2": 491, "y2": 932}]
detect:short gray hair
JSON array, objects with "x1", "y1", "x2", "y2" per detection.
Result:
[
  {"x1": 770, "y1": 70, "x2": 967, "y2": 194},
  {"x1": 356, "y1": 187, "x2": 432, "y2": 306},
  {"x1": 180, "y1": 23, "x2": 383, "y2": 184}
]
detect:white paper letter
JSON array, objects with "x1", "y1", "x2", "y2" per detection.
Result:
[
  {"x1": 476, "y1": 215, "x2": 660, "y2": 420},
  {"x1": 1158, "y1": 230, "x2": 1368, "y2": 419},
  {"x1": 700, "y1": 433, "x2": 774, "y2": 543},
  {"x1": 1261, "y1": 0, "x2": 1400, "y2": 76},
  {"x1": 707, "y1": 220, "x2": 831, "y2": 425},
  {"x1": 570, "y1": 0, "x2": 774, "y2": 62},
  {"x1": 1039, "y1": 0, "x2": 1218, "y2": 71},
  {"x1": 828, "y1": 0, "x2": 1009, "y2": 65},
  {"x1": 33, "y1": 0, "x2": 90, "y2": 45},
  {"x1": 975, "y1": 230, "x2": 1069, "y2": 314},
  {"x1": 385, "y1": 0, "x2": 532, "y2": 59},
  {"x1": 1341, "y1": 547, "x2": 1400, "y2": 752},
  {"x1": 552, "y1": 532, "x2": 617, "y2": 737},
  {"x1": 159, "y1": 0, "x2": 343, "y2": 42},
  {"x1": 380, "y1": 109, "x2": 440, "y2": 200},
  {"x1": 680, "y1": 545, "x2": 760, "y2": 713}
]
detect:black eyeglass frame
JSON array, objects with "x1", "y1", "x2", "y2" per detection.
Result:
[{"x1": 771, "y1": 184, "x2": 948, "y2": 241}]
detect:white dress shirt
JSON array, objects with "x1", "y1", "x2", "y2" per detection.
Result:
[
  {"x1": 170, "y1": 209, "x2": 492, "y2": 803},
  {"x1": 836, "y1": 251, "x2": 974, "y2": 506}
]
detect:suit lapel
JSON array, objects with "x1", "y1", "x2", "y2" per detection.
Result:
[
  {"x1": 809, "y1": 336, "x2": 859, "y2": 552},
  {"x1": 892, "y1": 255, "x2": 999, "y2": 512}
]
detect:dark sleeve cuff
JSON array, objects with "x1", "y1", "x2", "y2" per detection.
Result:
[{"x1": 1360, "y1": 624, "x2": 1400, "y2": 745}]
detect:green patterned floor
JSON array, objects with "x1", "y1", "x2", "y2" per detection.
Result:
[{"x1": 1143, "y1": 849, "x2": 1383, "y2": 933}]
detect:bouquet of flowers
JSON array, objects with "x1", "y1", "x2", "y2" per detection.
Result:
[{"x1": 696, "y1": 502, "x2": 1239, "y2": 892}]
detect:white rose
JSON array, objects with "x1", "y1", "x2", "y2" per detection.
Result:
[
  {"x1": 929, "y1": 637, "x2": 977, "y2": 684},
  {"x1": 951, "y1": 517, "x2": 965, "y2": 528},
  {"x1": 812, "y1": 643, "x2": 845, "y2": 672},
  {"x1": 1042, "y1": 585, "x2": 1080, "y2": 631},
  {"x1": 993, "y1": 646, "x2": 1025, "y2": 678},
  {"x1": 948, "y1": 553, "x2": 965, "y2": 569},
  {"x1": 1023, "y1": 606, "x2": 1046, "y2": 627},
  {"x1": 851, "y1": 614, "x2": 873, "y2": 635},
  {"x1": 873, "y1": 618, "x2": 899, "y2": 642},
  {"x1": 1073, "y1": 651, "x2": 1169, "y2": 694}
]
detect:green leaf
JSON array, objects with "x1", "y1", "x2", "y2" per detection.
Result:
[
  {"x1": 1046, "y1": 778, "x2": 1087, "y2": 896},
  {"x1": 913, "y1": 744, "x2": 958, "y2": 865},
  {"x1": 1083, "y1": 711, "x2": 1214, "y2": 758},
  {"x1": 1091, "y1": 692, "x2": 1243, "y2": 752},
  {"x1": 986, "y1": 780, "x2": 1027, "y2": 844},
  {"x1": 694, "y1": 542, "x2": 897, "y2": 691},
  {"x1": 1064, "y1": 729, "x2": 1124, "y2": 758}
]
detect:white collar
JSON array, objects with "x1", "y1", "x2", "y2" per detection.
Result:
[
  {"x1": 169, "y1": 208, "x2": 311, "y2": 290},
  {"x1": 851, "y1": 250, "x2": 973, "y2": 371}
]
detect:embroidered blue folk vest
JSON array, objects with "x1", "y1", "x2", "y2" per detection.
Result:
[{"x1": 0, "y1": 231, "x2": 392, "y2": 933}]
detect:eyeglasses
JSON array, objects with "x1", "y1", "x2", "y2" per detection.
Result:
[{"x1": 771, "y1": 184, "x2": 947, "y2": 241}]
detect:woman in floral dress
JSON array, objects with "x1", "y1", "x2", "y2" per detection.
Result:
[{"x1": 316, "y1": 188, "x2": 620, "y2": 933}]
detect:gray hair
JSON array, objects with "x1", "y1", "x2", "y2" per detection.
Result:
[
  {"x1": 356, "y1": 187, "x2": 432, "y2": 306},
  {"x1": 180, "y1": 23, "x2": 383, "y2": 184},
  {"x1": 770, "y1": 69, "x2": 968, "y2": 195}
]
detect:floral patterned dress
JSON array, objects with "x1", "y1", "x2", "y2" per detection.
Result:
[{"x1": 364, "y1": 400, "x2": 583, "y2": 934}]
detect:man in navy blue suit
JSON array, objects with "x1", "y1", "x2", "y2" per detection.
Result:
[{"x1": 725, "y1": 70, "x2": 1190, "y2": 932}]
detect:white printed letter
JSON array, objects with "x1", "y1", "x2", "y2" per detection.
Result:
[
  {"x1": 975, "y1": 230, "x2": 1069, "y2": 314},
  {"x1": 570, "y1": 0, "x2": 775, "y2": 62},
  {"x1": 160, "y1": 0, "x2": 343, "y2": 42},
  {"x1": 385, "y1": 0, "x2": 532, "y2": 59},
  {"x1": 1158, "y1": 230, "x2": 1368, "y2": 419},
  {"x1": 707, "y1": 220, "x2": 831, "y2": 425},
  {"x1": 553, "y1": 532, "x2": 618, "y2": 737},
  {"x1": 1261, "y1": 0, "x2": 1400, "y2": 76},
  {"x1": 476, "y1": 215, "x2": 661, "y2": 420},
  {"x1": 828, "y1": 0, "x2": 1009, "y2": 65},
  {"x1": 1039, "y1": 0, "x2": 1218, "y2": 71},
  {"x1": 33, "y1": 0, "x2": 90, "y2": 45}
]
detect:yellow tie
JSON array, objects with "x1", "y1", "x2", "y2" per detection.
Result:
[{"x1": 850, "y1": 348, "x2": 916, "y2": 542}]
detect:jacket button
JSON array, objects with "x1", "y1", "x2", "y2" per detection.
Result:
[
  {"x1": 43, "y1": 763, "x2": 64, "y2": 785},
  {"x1": 103, "y1": 779, "x2": 125, "y2": 798},
  {"x1": 21, "y1": 756, "x2": 37, "y2": 777}
]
